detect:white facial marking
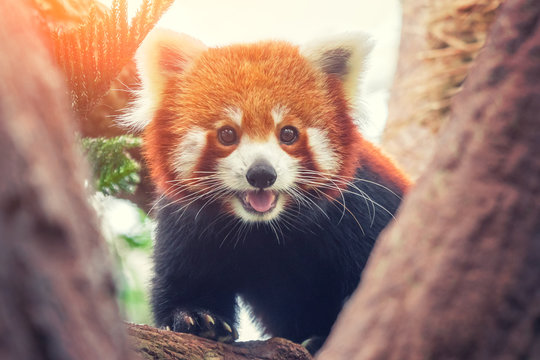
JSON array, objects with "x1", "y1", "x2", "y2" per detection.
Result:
[
  {"x1": 217, "y1": 136, "x2": 298, "y2": 192},
  {"x1": 217, "y1": 135, "x2": 299, "y2": 222},
  {"x1": 172, "y1": 127, "x2": 207, "y2": 178},
  {"x1": 307, "y1": 127, "x2": 340, "y2": 173},
  {"x1": 224, "y1": 107, "x2": 243, "y2": 126},
  {"x1": 271, "y1": 105, "x2": 288, "y2": 126}
]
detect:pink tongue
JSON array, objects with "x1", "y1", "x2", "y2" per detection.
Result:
[{"x1": 246, "y1": 190, "x2": 276, "y2": 212}]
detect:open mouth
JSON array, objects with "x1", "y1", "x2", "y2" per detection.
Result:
[{"x1": 238, "y1": 190, "x2": 279, "y2": 214}]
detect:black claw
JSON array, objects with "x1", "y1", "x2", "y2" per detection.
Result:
[
  {"x1": 222, "y1": 321, "x2": 233, "y2": 334},
  {"x1": 171, "y1": 309, "x2": 237, "y2": 343},
  {"x1": 203, "y1": 314, "x2": 215, "y2": 327}
]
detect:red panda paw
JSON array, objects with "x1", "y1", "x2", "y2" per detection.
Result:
[{"x1": 171, "y1": 308, "x2": 238, "y2": 343}]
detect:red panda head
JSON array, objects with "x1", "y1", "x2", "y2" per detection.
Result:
[{"x1": 123, "y1": 29, "x2": 374, "y2": 222}]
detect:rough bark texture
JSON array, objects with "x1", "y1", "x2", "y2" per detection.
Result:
[
  {"x1": 317, "y1": 0, "x2": 540, "y2": 359},
  {"x1": 0, "y1": 2, "x2": 134, "y2": 359},
  {"x1": 127, "y1": 324, "x2": 312, "y2": 360}
]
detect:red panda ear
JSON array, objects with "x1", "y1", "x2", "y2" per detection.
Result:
[
  {"x1": 120, "y1": 29, "x2": 207, "y2": 131},
  {"x1": 301, "y1": 33, "x2": 373, "y2": 101},
  {"x1": 137, "y1": 28, "x2": 206, "y2": 93}
]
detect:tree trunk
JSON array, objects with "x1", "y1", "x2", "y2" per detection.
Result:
[
  {"x1": 0, "y1": 2, "x2": 134, "y2": 359},
  {"x1": 317, "y1": 0, "x2": 540, "y2": 358}
]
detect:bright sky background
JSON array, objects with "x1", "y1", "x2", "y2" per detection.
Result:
[
  {"x1": 98, "y1": 0, "x2": 401, "y2": 141},
  {"x1": 97, "y1": 0, "x2": 402, "y2": 341}
]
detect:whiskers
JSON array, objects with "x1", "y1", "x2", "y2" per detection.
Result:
[
  {"x1": 149, "y1": 168, "x2": 399, "y2": 248},
  {"x1": 151, "y1": 172, "x2": 260, "y2": 248},
  {"x1": 152, "y1": 172, "x2": 231, "y2": 222},
  {"x1": 291, "y1": 168, "x2": 400, "y2": 235}
]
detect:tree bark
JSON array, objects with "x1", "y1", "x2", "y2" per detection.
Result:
[
  {"x1": 0, "y1": 2, "x2": 134, "y2": 359},
  {"x1": 317, "y1": 0, "x2": 540, "y2": 358},
  {"x1": 127, "y1": 323, "x2": 312, "y2": 360}
]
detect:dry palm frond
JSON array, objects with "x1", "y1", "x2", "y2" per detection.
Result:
[
  {"x1": 419, "y1": 0, "x2": 502, "y2": 131},
  {"x1": 50, "y1": 0, "x2": 175, "y2": 116},
  {"x1": 392, "y1": 0, "x2": 502, "y2": 134}
]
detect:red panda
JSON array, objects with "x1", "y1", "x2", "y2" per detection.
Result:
[{"x1": 123, "y1": 29, "x2": 410, "y2": 353}]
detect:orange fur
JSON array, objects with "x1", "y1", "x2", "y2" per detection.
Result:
[{"x1": 141, "y1": 38, "x2": 409, "y2": 198}]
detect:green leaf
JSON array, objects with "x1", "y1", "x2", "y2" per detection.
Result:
[{"x1": 81, "y1": 135, "x2": 143, "y2": 195}]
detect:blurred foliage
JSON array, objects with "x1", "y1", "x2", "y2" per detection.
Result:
[
  {"x1": 102, "y1": 201, "x2": 154, "y2": 324},
  {"x1": 84, "y1": 135, "x2": 154, "y2": 324},
  {"x1": 50, "y1": 0, "x2": 175, "y2": 115},
  {"x1": 82, "y1": 135, "x2": 142, "y2": 195}
]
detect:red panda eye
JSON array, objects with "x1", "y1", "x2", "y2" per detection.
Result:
[
  {"x1": 280, "y1": 126, "x2": 298, "y2": 145},
  {"x1": 218, "y1": 126, "x2": 237, "y2": 145}
]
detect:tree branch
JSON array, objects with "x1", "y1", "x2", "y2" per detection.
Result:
[{"x1": 127, "y1": 324, "x2": 312, "y2": 360}]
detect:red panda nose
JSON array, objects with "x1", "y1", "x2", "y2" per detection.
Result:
[{"x1": 246, "y1": 160, "x2": 277, "y2": 189}]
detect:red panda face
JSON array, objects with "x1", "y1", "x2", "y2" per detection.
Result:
[{"x1": 124, "y1": 30, "x2": 373, "y2": 223}]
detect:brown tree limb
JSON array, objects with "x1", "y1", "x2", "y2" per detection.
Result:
[
  {"x1": 127, "y1": 323, "x2": 312, "y2": 360},
  {"x1": 317, "y1": 0, "x2": 540, "y2": 358}
]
